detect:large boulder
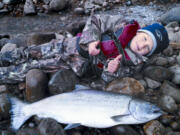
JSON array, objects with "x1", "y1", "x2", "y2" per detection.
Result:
[{"x1": 160, "y1": 7, "x2": 180, "y2": 25}]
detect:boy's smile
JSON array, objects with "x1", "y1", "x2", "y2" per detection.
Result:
[{"x1": 130, "y1": 32, "x2": 153, "y2": 56}]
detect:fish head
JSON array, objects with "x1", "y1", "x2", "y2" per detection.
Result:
[{"x1": 129, "y1": 98, "x2": 163, "y2": 123}]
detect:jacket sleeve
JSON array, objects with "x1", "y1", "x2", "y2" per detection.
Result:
[{"x1": 79, "y1": 14, "x2": 127, "y2": 51}]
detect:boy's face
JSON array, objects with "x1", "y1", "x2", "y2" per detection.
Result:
[{"x1": 130, "y1": 32, "x2": 153, "y2": 56}]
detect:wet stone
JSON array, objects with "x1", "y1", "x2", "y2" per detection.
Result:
[
  {"x1": 0, "y1": 130, "x2": 14, "y2": 135},
  {"x1": 49, "y1": 0, "x2": 68, "y2": 11},
  {"x1": 24, "y1": 0, "x2": 36, "y2": 15},
  {"x1": 105, "y1": 77, "x2": 144, "y2": 95},
  {"x1": 158, "y1": 95, "x2": 177, "y2": 113},
  {"x1": 160, "y1": 115, "x2": 174, "y2": 126},
  {"x1": 160, "y1": 81, "x2": 180, "y2": 103},
  {"x1": 145, "y1": 77, "x2": 161, "y2": 89},
  {"x1": 74, "y1": 8, "x2": 85, "y2": 15},
  {"x1": 160, "y1": 7, "x2": 180, "y2": 25},
  {"x1": 27, "y1": 32, "x2": 55, "y2": 46},
  {"x1": 169, "y1": 65, "x2": 180, "y2": 84},
  {"x1": 154, "y1": 57, "x2": 168, "y2": 66},
  {"x1": 0, "y1": 2, "x2": 4, "y2": 9},
  {"x1": 0, "y1": 93, "x2": 10, "y2": 119},
  {"x1": 0, "y1": 43, "x2": 17, "y2": 53},
  {"x1": 0, "y1": 85, "x2": 7, "y2": 93},
  {"x1": 143, "y1": 120, "x2": 165, "y2": 135},
  {"x1": 90, "y1": 79, "x2": 106, "y2": 90},
  {"x1": 163, "y1": 45, "x2": 174, "y2": 57},
  {"x1": 48, "y1": 69, "x2": 79, "y2": 95},
  {"x1": 139, "y1": 79, "x2": 147, "y2": 88},
  {"x1": 143, "y1": 66, "x2": 174, "y2": 82},
  {"x1": 37, "y1": 118, "x2": 66, "y2": 135},
  {"x1": 167, "y1": 57, "x2": 176, "y2": 66},
  {"x1": 110, "y1": 125, "x2": 140, "y2": 135},
  {"x1": 166, "y1": 132, "x2": 180, "y2": 135},
  {"x1": 26, "y1": 69, "x2": 48, "y2": 102},
  {"x1": 170, "y1": 121, "x2": 180, "y2": 131},
  {"x1": 16, "y1": 128, "x2": 40, "y2": 135}
]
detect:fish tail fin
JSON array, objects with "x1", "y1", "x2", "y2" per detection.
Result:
[{"x1": 8, "y1": 96, "x2": 31, "y2": 130}]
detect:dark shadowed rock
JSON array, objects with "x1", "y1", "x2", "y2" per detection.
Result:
[
  {"x1": 160, "y1": 81, "x2": 180, "y2": 103},
  {"x1": 24, "y1": 0, "x2": 36, "y2": 15},
  {"x1": 143, "y1": 120, "x2": 165, "y2": 135},
  {"x1": 158, "y1": 95, "x2": 177, "y2": 113},
  {"x1": 37, "y1": 118, "x2": 66, "y2": 135},
  {"x1": 160, "y1": 7, "x2": 180, "y2": 25},
  {"x1": 3, "y1": 0, "x2": 22, "y2": 4},
  {"x1": 74, "y1": 8, "x2": 85, "y2": 15},
  {"x1": 105, "y1": 77, "x2": 144, "y2": 95},
  {"x1": 110, "y1": 125, "x2": 140, "y2": 135},
  {"x1": 0, "y1": 93, "x2": 10, "y2": 119},
  {"x1": 27, "y1": 32, "x2": 55, "y2": 46},
  {"x1": 0, "y1": 130, "x2": 14, "y2": 135},
  {"x1": 49, "y1": 0, "x2": 68, "y2": 11},
  {"x1": 143, "y1": 66, "x2": 174, "y2": 82},
  {"x1": 144, "y1": 77, "x2": 161, "y2": 89},
  {"x1": 66, "y1": 20, "x2": 86, "y2": 36},
  {"x1": 169, "y1": 65, "x2": 180, "y2": 84},
  {"x1": 42, "y1": 0, "x2": 51, "y2": 4},
  {"x1": 16, "y1": 128, "x2": 40, "y2": 135},
  {"x1": 48, "y1": 69, "x2": 79, "y2": 95},
  {"x1": 26, "y1": 69, "x2": 48, "y2": 102}
]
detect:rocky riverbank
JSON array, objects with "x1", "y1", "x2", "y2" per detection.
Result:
[{"x1": 0, "y1": 0, "x2": 180, "y2": 135}]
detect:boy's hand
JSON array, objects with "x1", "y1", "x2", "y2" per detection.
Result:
[
  {"x1": 88, "y1": 41, "x2": 100, "y2": 56},
  {"x1": 107, "y1": 54, "x2": 122, "y2": 73}
]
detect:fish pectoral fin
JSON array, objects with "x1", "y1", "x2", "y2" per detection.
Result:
[
  {"x1": 111, "y1": 114, "x2": 130, "y2": 122},
  {"x1": 64, "y1": 123, "x2": 81, "y2": 130},
  {"x1": 74, "y1": 84, "x2": 90, "y2": 91}
]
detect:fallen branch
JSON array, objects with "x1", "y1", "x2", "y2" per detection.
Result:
[{"x1": 170, "y1": 42, "x2": 180, "y2": 49}]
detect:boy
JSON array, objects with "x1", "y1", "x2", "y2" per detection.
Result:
[{"x1": 0, "y1": 14, "x2": 169, "y2": 84}]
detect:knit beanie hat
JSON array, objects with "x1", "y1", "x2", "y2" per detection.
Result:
[{"x1": 138, "y1": 23, "x2": 169, "y2": 56}]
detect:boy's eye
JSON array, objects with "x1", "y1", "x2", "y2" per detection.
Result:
[{"x1": 144, "y1": 37, "x2": 147, "y2": 41}]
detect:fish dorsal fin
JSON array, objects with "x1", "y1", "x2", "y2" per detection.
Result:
[
  {"x1": 111, "y1": 114, "x2": 130, "y2": 122},
  {"x1": 74, "y1": 84, "x2": 90, "y2": 91},
  {"x1": 64, "y1": 123, "x2": 81, "y2": 130}
]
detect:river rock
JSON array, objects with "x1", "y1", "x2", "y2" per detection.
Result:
[
  {"x1": 0, "y1": 85, "x2": 7, "y2": 93},
  {"x1": 26, "y1": 69, "x2": 48, "y2": 102},
  {"x1": 42, "y1": 0, "x2": 51, "y2": 4},
  {"x1": 176, "y1": 53, "x2": 180, "y2": 65},
  {"x1": 0, "y1": 9, "x2": 9, "y2": 15},
  {"x1": 154, "y1": 57, "x2": 168, "y2": 66},
  {"x1": 160, "y1": 115, "x2": 174, "y2": 125},
  {"x1": 170, "y1": 121, "x2": 180, "y2": 131},
  {"x1": 110, "y1": 125, "x2": 140, "y2": 135},
  {"x1": 105, "y1": 77, "x2": 145, "y2": 95},
  {"x1": 0, "y1": 38, "x2": 10, "y2": 49},
  {"x1": 143, "y1": 120, "x2": 165, "y2": 135},
  {"x1": 37, "y1": 118, "x2": 66, "y2": 135},
  {"x1": 16, "y1": 128, "x2": 40, "y2": 135},
  {"x1": 143, "y1": 66, "x2": 174, "y2": 82},
  {"x1": 24, "y1": 0, "x2": 36, "y2": 15},
  {"x1": 167, "y1": 57, "x2": 176, "y2": 66},
  {"x1": 166, "y1": 132, "x2": 180, "y2": 135},
  {"x1": 162, "y1": 45, "x2": 173, "y2": 56},
  {"x1": 3, "y1": 0, "x2": 22, "y2": 4},
  {"x1": 48, "y1": 69, "x2": 79, "y2": 95},
  {"x1": 169, "y1": 65, "x2": 180, "y2": 84},
  {"x1": 158, "y1": 95, "x2": 177, "y2": 113},
  {"x1": 49, "y1": 0, "x2": 67, "y2": 11},
  {"x1": 145, "y1": 77, "x2": 161, "y2": 89},
  {"x1": 160, "y1": 81, "x2": 180, "y2": 103},
  {"x1": 0, "y1": 2, "x2": 4, "y2": 9},
  {"x1": 90, "y1": 79, "x2": 106, "y2": 90},
  {"x1": 139, "y1": 79, "x2": 147, "y2": 88},
  {"x1": 74, "y1": 8, "x2": 85, "y2": 15},
  {"x1": 27, "y1": 32, "x2": 55, "y2": 46},
  {"x1": 160, "y1": 7, "x2": 180, "y2": 24},
  {"x1": 0, "y1": 93, "x2": 10, "y2": 119},
  {"x1": 0, "y1": 43, "x2": 17, "y2": 53},
  {"x1": 0, "y1": 130, "x2": 14, "y2": 135}
]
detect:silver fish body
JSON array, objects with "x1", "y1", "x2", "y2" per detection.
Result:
[{"x1": 10, "y1": 85, "x2": 162, "y2": 130}]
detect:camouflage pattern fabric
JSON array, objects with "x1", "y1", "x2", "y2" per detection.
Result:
[{"x1": 0, "y1": 14, "x2": 147, "y2": 84}]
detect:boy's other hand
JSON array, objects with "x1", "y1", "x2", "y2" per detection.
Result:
[
  {"x1": 88, "y1": 41, "x2": 100, "y2": 56},
  {"x1": 107, "y1": 54, "x2": 122, "y2": 73}
]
